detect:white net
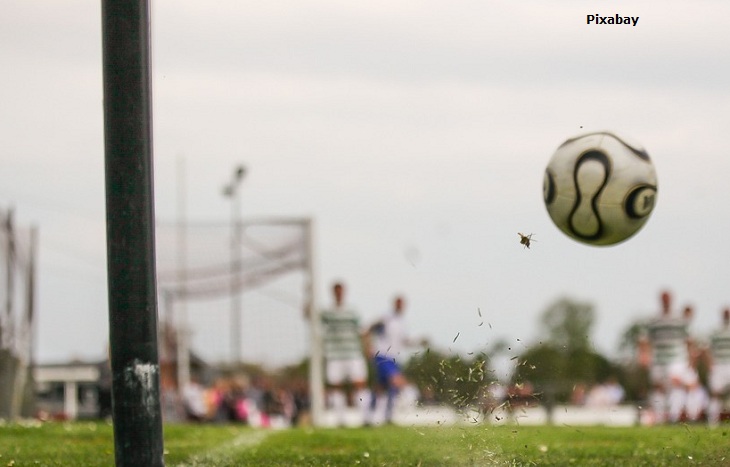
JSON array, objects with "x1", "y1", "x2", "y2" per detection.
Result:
[{"x1": 155, "y1": 218, "x2": 313, "y2": 369}]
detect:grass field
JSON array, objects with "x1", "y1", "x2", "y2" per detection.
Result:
[{"x1": 0, "y1": 420, "x2": 728, "y2": 466}]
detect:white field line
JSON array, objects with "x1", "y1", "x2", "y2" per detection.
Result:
[{"x1": 174, "y1": 429, "x2": 270, "y2": 467}]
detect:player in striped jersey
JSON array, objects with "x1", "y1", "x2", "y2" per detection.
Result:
[
  {"x1": 640, "y1": 290, "x2": 690, "y2": 424},
  {"x1": 708, "y1": 308, "x2": 730, "y2": 426},
  {"x1": 680, "y1": 305, "x2": 709, "y2": 422},
  {"x1": 320, "y1": 281, "x2": 370, "y2": 426}
]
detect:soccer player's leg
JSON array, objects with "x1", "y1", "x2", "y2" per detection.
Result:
[
  {"x1": 326, "y1": 360, "x2": 348, "y2": 426},
  {"x1": 708, "y1": 365, "x2": 730, "y2": 426},
  {"x1": 667, "y1": 363, "x2": 688, "y2": 423},
  {"x1": 648, "y1": 365, "x2": 668, "y2": 424},
  {"x1": 373, "y1": 355, "x2": 402, "y2": 424},
  {"x1": 348, "y1": 357, "x2": 371, "y2": 426}
]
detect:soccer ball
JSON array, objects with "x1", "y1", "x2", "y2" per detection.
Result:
[{"x1": 543, "y1": 131, "x2": 657, "y2": 246}]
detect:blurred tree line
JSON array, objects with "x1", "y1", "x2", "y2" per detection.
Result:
[{"x1": 403, "y1": 297, "x2": 650, "y2": 410}]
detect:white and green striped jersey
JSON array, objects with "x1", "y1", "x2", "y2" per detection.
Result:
[
  {"x1": 647, "y1": 316, "x2": 688, "y2": 366},
  {"x1": 321, "y1": 308, "x2": 364, "y2": 361},
  {"x1": 710, "y1": 327, "x2": 730, "y2": 364}
]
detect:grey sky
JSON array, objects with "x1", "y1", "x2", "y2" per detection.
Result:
[{"x1": 2, "y1": 1, "x2": 730, "y2": 370}]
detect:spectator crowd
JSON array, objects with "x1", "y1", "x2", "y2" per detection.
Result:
[{"x1": 167, "y1": 374, "x2": 309, "y2": 428}]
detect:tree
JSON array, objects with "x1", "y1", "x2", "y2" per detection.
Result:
[
  {"x1": 540, "y1": 297, "x2": 594, "y2": 352},
  {"x1": 512, "y1": 297, "x2": 618, "y2": 404}
]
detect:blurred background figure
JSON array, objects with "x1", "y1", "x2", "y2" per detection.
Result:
[
  {"x1": 640, "y1": 290, "x2": 690, "y2": 424},
  {"x1": 365, "y1": 295, "x2": 427, "y2": 425},
  {"x1": 181, "y1": 375, "x2": 209, "y2": 422},
  {"x1": 585, "y1": 376, "x2": 625, "y2": 408},
  {"x1": 708, "y1": 308, "x2": 730, "y2": 426},
  {"x1": 320, "y1": 281, "x2": 370, "y2": 427},
  {"x1": 681, "y1": 317, "x2": 709, "y2": 423}
]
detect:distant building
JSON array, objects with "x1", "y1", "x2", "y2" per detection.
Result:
[
  {"x1": 33, "y1": 324, "x2": 210, "y2": 421},
  {"x1": 34, "y1": 360, "x2": 102, "y2": 420}
]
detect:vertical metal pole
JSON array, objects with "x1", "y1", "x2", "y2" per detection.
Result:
[
  {"x1": 10, "y1": 225, "x2": 37, "y2": 420},
  {"x1": 22, "y1": 225, "x2": 37, "y2": 418},
  {"x1": 176, "y1": 157, "x2": 190, "y2": 389},
  {"x1": 101, "y1": 1, "x2": 164, "y2": 466},
  {"x1": 223, "y1": 166, "x2": 245, "y2": 364},
  {"x1": 304, "y1": 219, "x2": 325, "y2": 426},
  {"x1": 231, "y1": 188, "x2": 242, "y2": 363},
  {"x1": 4, "y1": 210, "x2": 15, "y2": 350}
]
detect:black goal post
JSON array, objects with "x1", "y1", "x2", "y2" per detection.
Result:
[{"x1": 101, "y1": 1, "x2": 164, "y2": 466}]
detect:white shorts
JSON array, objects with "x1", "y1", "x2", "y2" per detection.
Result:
[
  {"x1": 650, "y1": 362, "x2": 686, "y2": 388},
  {"x1": 709, "y1": 364, "x2": 730, "y2": 394},
  {"x1": 326, "y1": 357, "x2": 368, "y2": 385},
  {"x1": 683, "y1": 366, "x2": 700, "y2": 386}
]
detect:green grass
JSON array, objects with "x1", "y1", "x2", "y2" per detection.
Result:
[{"x1": 0, "y1": 421, "x2": 728, "y2": 466}]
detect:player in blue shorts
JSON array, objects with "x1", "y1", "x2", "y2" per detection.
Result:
[{"x1": 365, "y1": 295, "x2": 426, "y2": 425}]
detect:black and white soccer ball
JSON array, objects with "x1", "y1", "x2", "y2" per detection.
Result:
[{"x1": 543, "y1": 131, "x2": 657, "y2": 246}]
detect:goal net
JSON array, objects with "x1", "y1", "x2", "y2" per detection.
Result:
[{"x1": 155, "y1": 217, "x2": 325, "y2": 423}]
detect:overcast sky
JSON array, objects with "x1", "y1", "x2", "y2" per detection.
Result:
[{"x1": 2, "y1": 1, "x2": 730, "y2": 375}]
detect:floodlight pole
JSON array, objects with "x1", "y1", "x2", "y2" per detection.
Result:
[
  {"x1": 176, "y1": 157, "x2": 190, "y2": 390},
  {"x1": 102, "y1": 1, "x2": 164, "y2": 466},
  {"x1": 223, "y1": 165, "x2": 246, "y2": 364}
]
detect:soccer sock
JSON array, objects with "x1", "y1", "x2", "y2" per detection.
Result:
[
  {"x1": 708, "y1": 397, "x2": 721, "y2": 425},
  {"x1": 355, "y1": 388, "x2": 370, "y2": 409},
  {"x1": 369, "y1": 390, "x2": 378, "y2": 411},
  {"x1": 667, "y1": 387, "x2": 686, "y2": 423},
  {"x1": 355, "y1": 388, "x2": 371, "y2": 423},
  {"x1": 684, "y1": 387, "x2": 706, "y2": 421},
  {"x1": 650, "y1": 390, "x2": 666, "y2": 424},
  {"x1": 372, "y1": 393, "x2": 388, "y2": 424},
  {"x1": 363, "y1": 391, "x2": 376, "y2": 424},
  {"x1": 329, "y1": 390, "x2": 347, "y2": 424},
  {"x1": 384, "y1": 387, "x2": 398, "y2": 423}
]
